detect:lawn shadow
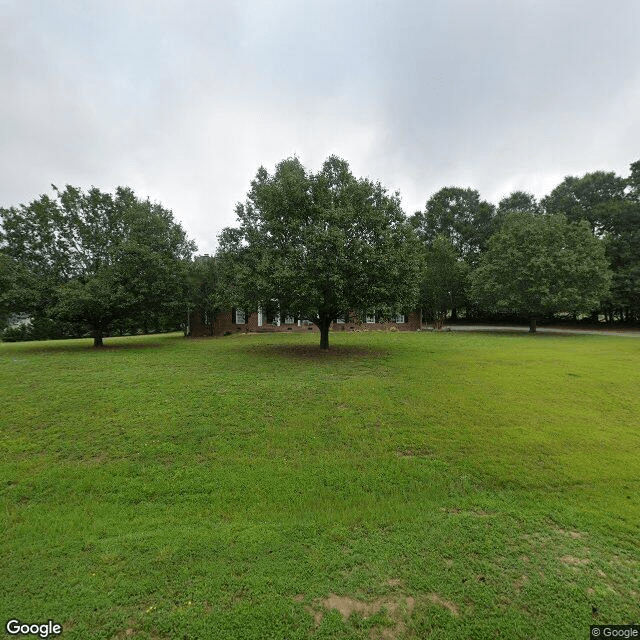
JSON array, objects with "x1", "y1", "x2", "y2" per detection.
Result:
[
  {"x1": 244, "y1": 342, "x2": 390, "y2": 360},
  {"x1": 457, "y1": 330, "x2": 587, "y2": 339},
  {"x1": 0, "y1": 333, "x2": 184, "y2": 355}
]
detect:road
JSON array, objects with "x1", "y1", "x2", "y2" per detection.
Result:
[{"x1": 438, "y1": 324, "x2": 640, "y2": 338}]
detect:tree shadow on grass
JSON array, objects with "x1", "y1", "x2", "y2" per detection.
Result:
[
  {"x1": 459, "y1": 330, "x2": 587, "y2": 339},
  {"x1": 1, "y1": 334, "x2": 184, "y2": 355},
  {"x1": 244, "y1": 343, "x2": 390, "y2": 360}
]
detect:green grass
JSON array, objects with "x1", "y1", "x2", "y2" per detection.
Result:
[{"x1": 1, "y1": 330, "x2": 639, "y2": 639}]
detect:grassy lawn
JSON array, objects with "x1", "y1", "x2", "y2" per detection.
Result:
[{"x1": 1, "y1": 330, "x2": 639, "y2": 639}]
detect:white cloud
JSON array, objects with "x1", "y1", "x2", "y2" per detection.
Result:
[{"x1": 1, "y1": 0, "x2": 638, "y2": 253}]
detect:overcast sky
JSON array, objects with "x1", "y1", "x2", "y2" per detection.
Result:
[{"x1": 2, "y1": 0, "x2": 639, "y2": 254}]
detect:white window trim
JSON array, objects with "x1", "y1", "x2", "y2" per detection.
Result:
[
  {"x1": 395, "y1": 314, "x2": 405, "y2": 324},
  {"x1": 235, "y1": 309, "x2": 246, "y2": 324},
  {"x1": 366, "y1": 314, "x2": 376, "y2": 324},
  {"x1": 284, "y1": 314, "x2": 295, "y2": 324},
  {"x1": 336, "y1": 317, "x2": 345, "y2": 324},
  {"x1": 258, "y1": 307, "x2": 263, "y2": 327}
]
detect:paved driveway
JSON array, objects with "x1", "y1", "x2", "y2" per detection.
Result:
[{"x1": 441, "y1": 324, "x2": 640, "y2": 338}]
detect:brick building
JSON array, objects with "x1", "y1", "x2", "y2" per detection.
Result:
[{"x1": 189, "y1": 308, "x2": 422, "y2": 337}]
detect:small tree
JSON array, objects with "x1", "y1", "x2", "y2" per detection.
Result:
[
  {"x1": 218, "y1": 156, "x2": 422, "y2": 349},
  {"x1": 469, "y1": 212, "x2": 611, "y2": 332}
]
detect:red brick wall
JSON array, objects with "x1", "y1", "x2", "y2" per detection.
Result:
[{"x1": 189, "y1": 310, "x2": 422, "y2": 337}]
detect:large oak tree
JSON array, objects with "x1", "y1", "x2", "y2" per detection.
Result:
[
  {"x1": 0, "y1": 185, "x2": 195, "y2": 346},
  {"x1": 218, "y1": 156, "x2": 422, "y2": 349},
  {"x1": 469, "y1": 212, "x2": 611, "y2": 333}
]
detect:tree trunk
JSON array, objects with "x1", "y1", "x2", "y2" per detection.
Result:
[
  {"x1": 93, "y1": 329, "x2": 104, "y2": 347},
  {"x1": 451, "y1": 307, "x2": 458, "y2": 322},
  {"x1": 529, "y1": 316, "x2": 537, "y2": 334},
  {"x1": 318, "y1": 313, "x2": 331, "y2": 350}
]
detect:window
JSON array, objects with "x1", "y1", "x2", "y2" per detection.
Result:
[
  {"x1": 366, "y1": 314, "x2": 376, "y2": 323},
  {"x1": 395, "y1": 314, "x2": 405, "y2": 323},
  {"x1": 336, "y1": 317, "x2": 345, "y2": 324},
  {"x1": 234, "y1": 309, "x2": 246, "y2": 324},
  {"x1": 284, "y1": 314, "x2": 295, "y2": 324}
]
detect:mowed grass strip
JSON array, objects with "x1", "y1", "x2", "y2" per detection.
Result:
[{"x1": 1, "y1": 331, "x2": 639, "y2": 639}]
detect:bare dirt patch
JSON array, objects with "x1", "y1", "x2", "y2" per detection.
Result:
[
  {"x1": 303, "y1": 605, "x2": 324, "y2": 627},
  {"x1": 514, "y1": 575, "x2": 529, "y2": 591},
  {"x1": 303, "y1": 591, "x2": 414, "y2": 637},
  {"x1": 397, "y1": 448, "x2": 433, "y2": 458},
  {"x1": 426, "y1": 593, "x2": 459, "y2": 617},
  {"x1": 561, "y1": 555, "x2": 590, "y2": 566},
  {"x1": 300, "y1": 585, "x2": 459, "y2": 637},
  {"x1": 554, "y1": 527, "x2": 584, "y2": 539},
  {"x1": 78, "y1": 453, "x2": 109, "y2": 465},
  {"x1": 322, "y1": 593, "x2": 384, "y2": 618},
  {"x1": 442, "y1": 507, "x2": 494, "y2": 517}
]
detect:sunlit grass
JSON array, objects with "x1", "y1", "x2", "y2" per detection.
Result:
[{"x1": 1, "y1": 331, "x2": 639, "y2": 639}]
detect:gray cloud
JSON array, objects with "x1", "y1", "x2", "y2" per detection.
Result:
[{"x1": 1, "y1": 0, "x2": 638, "y2": 253}]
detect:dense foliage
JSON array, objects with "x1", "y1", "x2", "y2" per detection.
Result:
[
  {"x1": 2, "y1": 158, "x2": 640, "y2": 344},
  {"x1": 218, "y1": 156, "x2": 423, "y2": 348},
  {"x1": 469, "y1": 213, "x2": 612, "y2": 332},
  {"x1": 184, "y1": 255, "x2": 229, "y2": 336},
  {"x1": 0, "y1": 186, "x2": 194, "y2": 345},
  {"x1": 418, "y1": 236, "x2": 469, "y2": 329}
]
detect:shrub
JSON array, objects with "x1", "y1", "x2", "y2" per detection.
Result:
[{"x1": 1, "y1": 325, "x2": 30, "y2": 342}]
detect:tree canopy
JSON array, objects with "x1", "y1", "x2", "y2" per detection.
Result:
[
  {"x1": 185, "y1": 255, "x2": 229, "y2": 336},
  {"x1": 541, "y1": 171, "x2": 627, "y2": 235},
  {"x1": 218, "y1": 156, "x2": 422, "y2": 348},
  {"x1": 0, "y1": 185, "x2": 195, "y2": 345},
  {"x1": 410, "y1": 187, "x2": 496, "y2": 267},
  {"x1": 470, "y1": 212, "x2": 611, "y2": 332},
  {"x1": 497, "y1": 191, "x2": 540, "y2": 219},
  {"x1": 418, "y1": 235, "x2": 469, "y2": 329}
]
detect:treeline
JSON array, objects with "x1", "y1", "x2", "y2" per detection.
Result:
[
  {"x1": 1, "y1": 159, "x2": 639, "y2": 345},
  {"x1": 411, "y1": 161, "x2": 640, "y2": 326}
]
